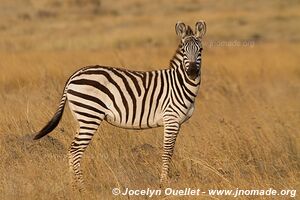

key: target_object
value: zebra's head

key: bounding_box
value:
[175,21,206,80]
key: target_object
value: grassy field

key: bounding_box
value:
[0,0,299,199]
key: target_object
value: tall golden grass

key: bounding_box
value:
[0,0,299,199]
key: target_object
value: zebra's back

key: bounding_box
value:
[66,65,170,129]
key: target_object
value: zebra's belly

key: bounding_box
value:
[104,114,163,129]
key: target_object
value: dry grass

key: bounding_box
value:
[0,0,299,199]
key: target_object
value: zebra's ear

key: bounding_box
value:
[195,20,206,38]
[175,22,187,38]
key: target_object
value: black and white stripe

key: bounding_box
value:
[33,21,206,189]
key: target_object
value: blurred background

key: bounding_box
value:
[0,0,299,199]
[0,0,299,51]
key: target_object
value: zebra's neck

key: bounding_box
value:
[169,44,183,70]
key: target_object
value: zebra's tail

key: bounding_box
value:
[33,88,68,140]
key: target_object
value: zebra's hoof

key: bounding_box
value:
[159,177,170,188]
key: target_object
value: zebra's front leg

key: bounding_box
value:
[68,126,97,191]
[160,120,180,184]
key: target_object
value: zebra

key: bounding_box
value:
[33,21,206,190]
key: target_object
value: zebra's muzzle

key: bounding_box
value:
[186,62,200,80]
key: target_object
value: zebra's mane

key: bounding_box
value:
[185,25,194,36]
[169,43,182,69]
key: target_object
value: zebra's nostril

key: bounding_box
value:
[188,62,197,69]
[188,62,198,69]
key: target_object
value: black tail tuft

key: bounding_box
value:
[33,109,64,140]
[33,92,67,140]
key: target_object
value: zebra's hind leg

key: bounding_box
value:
[68,118,103,191]
[160,118,180,185]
